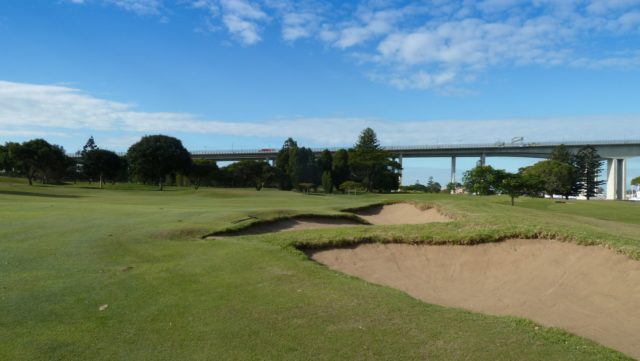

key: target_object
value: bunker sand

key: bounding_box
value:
[354,203,450,225]
[221,217,362,236]
[218,203,450,236]
[310,239,640,359]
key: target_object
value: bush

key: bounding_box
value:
[339,180,365,194]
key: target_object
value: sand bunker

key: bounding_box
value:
[310,239,640,358]
[215,203,450,237]
[218,217,363,236]
[354,203,450,225]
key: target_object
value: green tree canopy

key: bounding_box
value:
[463,165,506,195]
[223,160,274,190]
[632,176,640,186]
[331,149,350,190]
[288,146,319,188]
[14,139,69,185]
[574,145,604,200]
[83,149,122,188]
[189,159,219,189]
[426,176,442,193]
[81,136,98,156]
[356,127,381,151]
[339,180,365,194]
[349,128,400,192]
[317,149,333,173]
[126,135,192,190]
[321,171,333,193]
[499,172,542,206]
[522,160,575,198]
[275,138,297,190]
[549,144,573,164]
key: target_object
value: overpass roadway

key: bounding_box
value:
[74,140,640,200]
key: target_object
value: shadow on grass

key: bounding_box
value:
[0,190,82,198]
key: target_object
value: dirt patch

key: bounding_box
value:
[216,217,364,236]
[309,239,640,359]
[353,203,450,225]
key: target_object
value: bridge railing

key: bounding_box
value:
[68,139,640,158]
[188,139,640,155]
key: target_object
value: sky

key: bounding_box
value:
[1,0,639,185]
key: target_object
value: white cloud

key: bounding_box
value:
[64,0,640,89]
[108,0,162,15]
[1,80,639,150]
[68,0,162,15]
[204,0,268,45]
[281,11,317,41]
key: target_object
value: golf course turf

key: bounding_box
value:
[1,177,639,360]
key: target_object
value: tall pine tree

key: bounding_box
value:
[574,145,604,200]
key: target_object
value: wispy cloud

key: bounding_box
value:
[65,0,640,90]
[1,80,638,150]
[68,0,162,15]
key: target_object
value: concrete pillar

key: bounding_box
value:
[451,156,457,185]
[607,159,616,200]
[621,158,627,200]
[607,158,627,200]
[398,154,403,186]
[478,153,486,166]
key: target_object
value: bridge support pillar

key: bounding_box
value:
[450,156,456,190]
[478,153,486,166]
[398,154,403,187]
[606,158,627,200]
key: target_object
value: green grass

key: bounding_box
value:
[1,176,638,360]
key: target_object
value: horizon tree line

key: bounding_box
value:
[0,133,609,199]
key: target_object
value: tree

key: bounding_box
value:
[349,128,400,192]
[356,127,380,151]
[522,160,575,198]
[14,139,69,185]
[426,176,442,193]
[331,149,350,190]
[321,171,333,193]
[126,135,192,191]
[189,159,218,189]
[463,165,506,195]
[317,149,333,173]
[574,145,604,200]
[401,182,428,192]
[288,146,319,188]
[81,136,98,156]
[550,144,572,164]
[0,143,17,174]
[548,144,579,198]
[223,160,274,190]
[275,138,297,190]
[632,176,640,186]
[499,172,541,206]
[83,149,122,188]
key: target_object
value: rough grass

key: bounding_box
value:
[0,176,637,360]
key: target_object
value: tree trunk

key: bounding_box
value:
[27,175,33,186]
[99,173,104,189]
[159,177,164,191]
[511,196,515,206]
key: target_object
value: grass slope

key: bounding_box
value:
[1,178,637,360]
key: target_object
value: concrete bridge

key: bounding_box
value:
[71,140,640,200]
[189,140,640,200]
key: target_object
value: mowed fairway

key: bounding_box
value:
[1,177,640,360]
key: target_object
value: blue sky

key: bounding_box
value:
[1,0,639,185]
